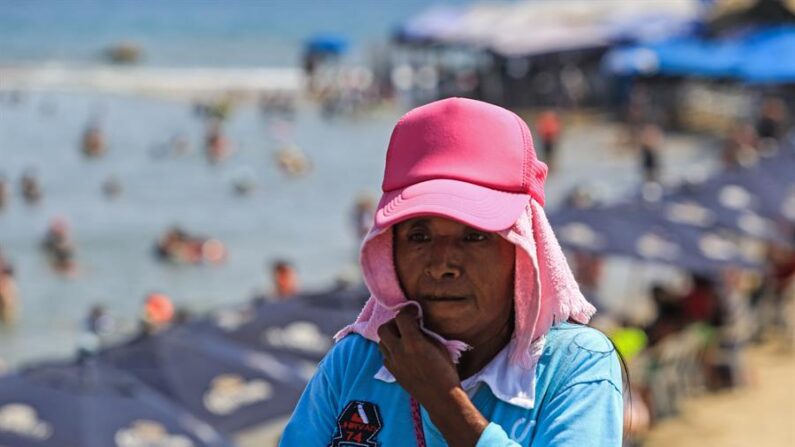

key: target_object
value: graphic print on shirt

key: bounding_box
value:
[510,418,536,443]
[329,400,383,447]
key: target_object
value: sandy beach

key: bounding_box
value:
[644,340,795,447]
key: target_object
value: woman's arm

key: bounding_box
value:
[378,310,520,447]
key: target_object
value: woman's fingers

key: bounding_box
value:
[377,341,390,360]
[377,319,400,345]
[394,306,422,342]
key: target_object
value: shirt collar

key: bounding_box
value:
[373,336,546,410]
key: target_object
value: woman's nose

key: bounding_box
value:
[424,240,462,280]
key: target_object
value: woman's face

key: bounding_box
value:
[393,216,515,344]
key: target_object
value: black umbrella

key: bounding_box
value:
[98,325,313,434]
[0,360,233,447]
[550,203,762,274]
[186,288,364,363]
[652,148,795,247]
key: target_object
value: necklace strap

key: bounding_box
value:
[410,396,427,447]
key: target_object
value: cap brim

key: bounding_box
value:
[375,179,530,232]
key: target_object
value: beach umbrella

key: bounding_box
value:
[654,193,787,244]
[549,203,762,274]
[0,360,233,447]
[98,326,314,434]
[670,151,795,226]
[755,149,795,224]
[633,145,795,244]
[185,290,364,363]
[305,34,349,55]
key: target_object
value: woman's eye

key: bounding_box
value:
[465,232,486,242]
[408,232,430,242]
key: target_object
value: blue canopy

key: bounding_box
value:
[740,26,795,83]
[98,326,313,433]
[605,25,795,83]
[0,360,232,447]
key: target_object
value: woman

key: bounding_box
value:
[281,98,623,446]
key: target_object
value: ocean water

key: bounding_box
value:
[0,0,488,366]
[0,88,715,367]
[0,0,477,67]
[0,90,404,365]
[0,0,716,368]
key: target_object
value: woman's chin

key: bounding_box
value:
[422,317,472,342]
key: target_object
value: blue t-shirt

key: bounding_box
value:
[280,322,623,446]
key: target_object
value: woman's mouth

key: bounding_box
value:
[421,295,468,302]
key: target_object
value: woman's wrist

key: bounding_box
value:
[422,386,489,447]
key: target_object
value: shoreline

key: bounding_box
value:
[0,64,305,100]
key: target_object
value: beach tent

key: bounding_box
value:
[97,326,312,434]
[0,360,233,447]
[394,5,464,44]
[395,0,701,54]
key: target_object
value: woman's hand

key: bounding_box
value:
[377,306,459,401]
[377,307,488,447]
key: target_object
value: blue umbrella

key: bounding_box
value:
[0,360,232,447]
[186,289,364,363]
[549,203,762,274]
[98,326,314,434]
[305,34,349,55]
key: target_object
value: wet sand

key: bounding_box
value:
[644,342,795,447]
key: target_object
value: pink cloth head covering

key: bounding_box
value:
[335,200,595,368]
[334,98,596,369]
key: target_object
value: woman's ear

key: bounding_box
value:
[391,227,411,300]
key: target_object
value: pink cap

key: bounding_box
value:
[375,98,548,232]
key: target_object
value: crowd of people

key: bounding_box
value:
[0,90,381,338]
[603,250,795,445]
[1,78,793,447]
[560,99,795,446]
